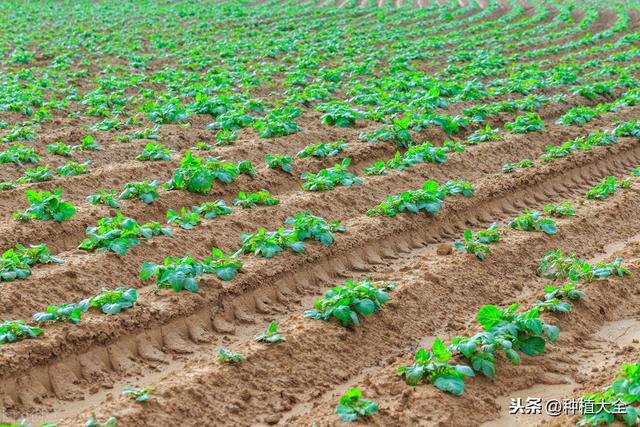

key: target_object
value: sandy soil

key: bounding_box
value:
[1,0,639,426]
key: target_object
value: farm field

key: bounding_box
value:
[1,0,640,426]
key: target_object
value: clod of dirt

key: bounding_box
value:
[436,243,453,255]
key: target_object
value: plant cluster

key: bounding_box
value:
[297,140,347,159]
[120,180,161,204]
[305,279,396,328]
[336,388,379,422]
[578,362,639,426]
[504,113,544,133]
[368,179,473,217]
[301,158,362,191]
[165,151,254,194]
[233,190,279,208]
[265,153,292,173]
[454,223,501,260]
[585,176,630,199]
[13,189,77,222]
[509,209,557,235]
[0,243,62,282]
[235,212,345,258]
[79,211,171,255]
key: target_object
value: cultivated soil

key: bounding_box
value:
[1,0,639,426]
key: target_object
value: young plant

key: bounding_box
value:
[34,304,83,324]
[449,302,559,380]
[215,129,238,145]
[360,115,412,147]
[164,151,249,194]
[297,140,347,159]
[364,161,388,175]
[467,125,502,144]
[556,105,599,126]
[16,243,62,266]
[85,413,117,427]
[586,176,630,200]
[265,153,292,173]
[141,220,173,237]
[505,113,544,133]
[166,207,202,229]
[140,256,203,292]
[544,202,576,217]
[414,113,468,136]
[47,142,73,157]
[502,159,534,173]
[321,104,360,128]
[192,141,213,150]
[301,158,363,191]
[0,320,43,346]
[218,347,245,365]
[509,209,557,235]
[336,388,379,422]
[253,106,301,138]
[57,160,90,176]
[0,144,39,166]
[304,279,396,328]
[192,200,232,219]
[79,288,137,314]
[202,246,242,281]
[16,166,53,183]
[233,190,279,208]
[284,211,345,246]
[135,142,173,161]
[387,142,448,170]
[544,283,586,301]
[578,362,640,426]
[255,322,286,344]
[120,180,161,204]
[397,338,474,395]
[454,230,491,261]
[13,189,77,222]
[87,189,121,208]
[79,211,159,255]
[367,180,447,217]
[473,223,501,244]
[236,228,303,258]
[1,243,61,282]
[122,387,155,402]
[74,135,101,151]
[444,180,474,197]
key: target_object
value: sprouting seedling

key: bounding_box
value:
[265,153,292,173]
[544,202,575,217]
[509,209,557,235]
[85,412,117,427]
[122,386,155,402]
[502,159,533,173]
[336,388,378,422]
[218,347,245,365]
[255,322,286,344]
[454,230,491,261]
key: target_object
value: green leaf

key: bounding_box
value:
[543,324,559,343]
[356,298,376,316]
[477,305,501,330]
[539,220,557,235]
[623,406,638,426]
[518,336,546,356]
[433,374,465,396]
[140,262,156,279]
